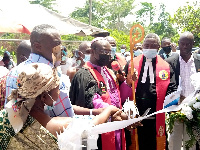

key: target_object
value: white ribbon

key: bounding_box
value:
[141,58,154,83]
[91,105,181,135]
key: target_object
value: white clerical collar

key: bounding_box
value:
[141,58,154,83]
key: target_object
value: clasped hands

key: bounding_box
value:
[110,106,142,131]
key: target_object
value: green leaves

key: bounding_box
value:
[173,1,200,46]
[70,0,135,30]
[29,0,57,12]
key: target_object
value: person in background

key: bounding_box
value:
[124,51,131,62]
[120,44,127,56]
[0,65,8,110]
[105,36,127,86]
[65,41,92,82]
[1,40,31,111]
[158,38,178,56]
[166,32,200,150]
[105,36,127,70]
[2,51,15,70]
[79,41,91,63]
[124,33,177,150]
[16,40,32,65]
[159,37,176,60]
[60,46,67,65]
[133,43,143,57]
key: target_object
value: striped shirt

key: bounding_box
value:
[5,53,74,117]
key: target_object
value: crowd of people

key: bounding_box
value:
[0,23,200,150]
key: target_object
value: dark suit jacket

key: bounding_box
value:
[159,52,178,60]
[165,53,200,86]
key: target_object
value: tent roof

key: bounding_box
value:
[0,1,109,36]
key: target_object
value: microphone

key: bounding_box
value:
[111,61,123,75]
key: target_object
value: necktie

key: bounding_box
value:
[166,54,169,58]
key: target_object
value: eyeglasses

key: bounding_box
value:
[97,49,111,55]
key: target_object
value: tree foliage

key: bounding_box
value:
[106,29,130,51]
[29,0,57,12]
[172,1,200,46]
[149,3,178,43]
[70,0,135,30]
[135,2,155,26]
[71,0,106,28]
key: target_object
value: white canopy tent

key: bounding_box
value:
[0,0,109,36]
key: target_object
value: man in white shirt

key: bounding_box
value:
[166,32,200,150]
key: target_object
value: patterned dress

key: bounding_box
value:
[0,76,7,111]
[0,109,59,150]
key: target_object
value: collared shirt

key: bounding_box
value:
[179,55,196,97]
[5,53,74,117]
[163,52,172,59]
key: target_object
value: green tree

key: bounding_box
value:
[172,1,200,46]
[135,2,155,26]
[149,3,178,43]
[29,0,57,12]
[70,0,135,30]
[102,0,135,30]
[106,29,130,51]
[71,0,105,28]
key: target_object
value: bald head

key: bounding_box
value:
[90,38,111,66]
[179,32,194,41]
[30,24,58,44]
[105,36,116,47]
[143,33,160,50]
[16,40,31,65]
[79,41,91,54]
[30,24,61,63]
[144,33,160,44]
[179,31,194,60]
[91,39,110,51]
[161,37,171,48]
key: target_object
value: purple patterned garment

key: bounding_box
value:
[91,64,131,150]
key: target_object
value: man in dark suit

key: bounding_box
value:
[166,32,200,150]
[159,37,178,60]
